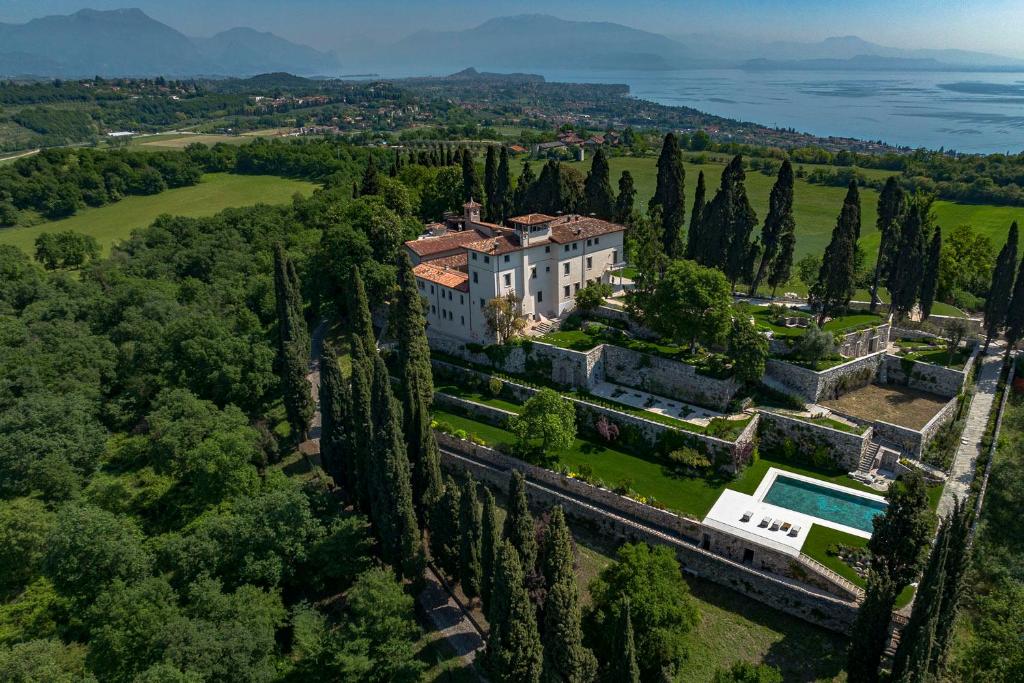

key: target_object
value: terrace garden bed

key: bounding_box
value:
[822,383,949,430]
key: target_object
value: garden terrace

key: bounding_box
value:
[822,383,949,431]
[892,337,972,370]
[747,308,884,339]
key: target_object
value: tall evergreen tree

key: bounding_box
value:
[430,476,461,579]
[505,471,538,572]
[360,154,380,196]
[487,541,544,683]
[887,196,930,320]
[583,148,615,220]
[919,227,942,320]
[984,222,1019,349]
[347,265,376,349]
[497,146,513,223]
[540,507,596,683]
[273,245,313,440]
[768,227,796,297]
[699,156,757,287]
[846,571,900,683]
[1004,248,1024,352]
[367,353,423,581]
[348,336,374,511]
[870,177,905,312]
[515,161,536,215]
[458,473,483,599]
[614,170,636,224]
[318,343,350,489]
[846,179,862,241]
[480,486,501,611]
[685,170,707,260]
[484,146,499,222]
[812,184,859,322]
[648,133,686,258]
[931,498,974,674]
[869,470,933,587]
[461,147,483,203]
[750,161,795,297]
[606,600,641,683]
[531,160,563,215]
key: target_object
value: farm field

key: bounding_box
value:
[563,155,1023,261]
[0,172,317,256]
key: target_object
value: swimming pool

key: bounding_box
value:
[761,474,887,533]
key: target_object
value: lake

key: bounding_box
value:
[532,68,1024,154]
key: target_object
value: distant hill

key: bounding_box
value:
[0,8,340,77]
[742,55,985,72]
[375,14,692,72]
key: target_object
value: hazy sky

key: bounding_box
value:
[2,0,1023,58]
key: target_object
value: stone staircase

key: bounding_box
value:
[532,315,562,336]
[857,441,881,475]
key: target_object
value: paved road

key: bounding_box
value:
[937,349,1003,518]
[417,565,486,667]
[299,319,328,457]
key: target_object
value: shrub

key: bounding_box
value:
[595,415,620,442]
[667,447,711,473]
[487,377,504,397]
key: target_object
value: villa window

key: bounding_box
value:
[417,280,424,290]
[537,290,543,302]
[563,263,570,275]
[503,273,511,287]
[586,239,592,246]
[472,253,477,261]
[504,254,510,263]
[531,267,537,279]
[586,257,592,269]
[461,315,465,325]
[563,285,570,297]
[574,283,580,293]
[480,298,485,309]
[473,272,478,283]
[431,305,436,314]
[595,237,600,245]
[545,246,550,253]
[613,249,618,263]
[563,245,569,253]
[484,255,490,264]
[460,295,464,304]
[572,243,577,250]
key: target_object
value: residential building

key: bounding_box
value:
[405,201,626,342]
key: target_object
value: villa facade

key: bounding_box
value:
[405,201,626,342]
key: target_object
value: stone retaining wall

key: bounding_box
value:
[872,420,926,459]
[767,323,889,360]
[878,353,972,399]
[436,433,861,631]
[757,411,872,471]
[765,352,884,403]
[918,396,961,455]
[602,344,739,411]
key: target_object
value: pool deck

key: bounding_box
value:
[704,469,885,554]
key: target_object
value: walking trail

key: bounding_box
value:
[303,319,486,672]
[937,349,1003,518]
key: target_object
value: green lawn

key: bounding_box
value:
[0,172,318,256]
[564,155,1023,264]
[802,525,915,608]
[902,347,971,369]
[749,308,883,339]
[434,384,524,414]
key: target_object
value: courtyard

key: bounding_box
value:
[822,383,949,430]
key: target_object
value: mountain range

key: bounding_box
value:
[0,8,340,77]
[1,9,1022,79]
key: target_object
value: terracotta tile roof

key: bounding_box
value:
[413,262,470,291]
[404,229,487,257]
[465,233,523,256]
[549,216,627,243]
[428,253,469,270]
[508,213,556,226]
[509,145,528,153]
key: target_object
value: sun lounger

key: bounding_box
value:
[740,510,753,522]
[759,516,771,528]
[780,521,792,532]
[789,525,801,537]
[769,520,781,531]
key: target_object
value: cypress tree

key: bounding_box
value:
[614,170,636,224]
[540,507,597,683]
[393,253,435,511]
[931,499,973,673]
[505,471,538,572]
[870,177,906,312]
[430,475,461,578]
[280,341,314,441]
[700,156,757,284]
[360,154,380,196]
[368,353,423,581]
[515,161,536,215]
[485,146,499,222]
[812,185,859,322]
[984,222,1019,349]
[487,541,544,683]
[846,571,900,683]
[481,486,501,611]
[273,245,313,440]
[685,170,707,260]
[846,179,862,241]
[606,600,641,683]
[348,336,374,511]
[919,227,942,320]
[458,473,483,599]
[318,343,350,489]
[768,225,796,298]
[352,179,358,199]
[532,160,563,215]
[347,265,376,349]
[285,257,308,350]
[869,470,933,587]
[648,133,685,258]
[750,161,795,297]
[497,146,512,223]
[887,196,930,320]
[461,147,483,202]
[891,504,954,682]
[583,148,615,220]
[1004,249,1024,351]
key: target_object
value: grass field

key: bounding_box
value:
[0,173,317,256]
[563,155,1023,261]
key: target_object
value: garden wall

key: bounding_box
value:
[602,344,740,411]
[767,323,890,360]
[765,352,884,403]
[878,353,974,399]
[757,410,872,471]
[436,433,861,631]
[432,392,515,427]
[918,397,961,456]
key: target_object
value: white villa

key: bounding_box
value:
[405,201,627,342]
